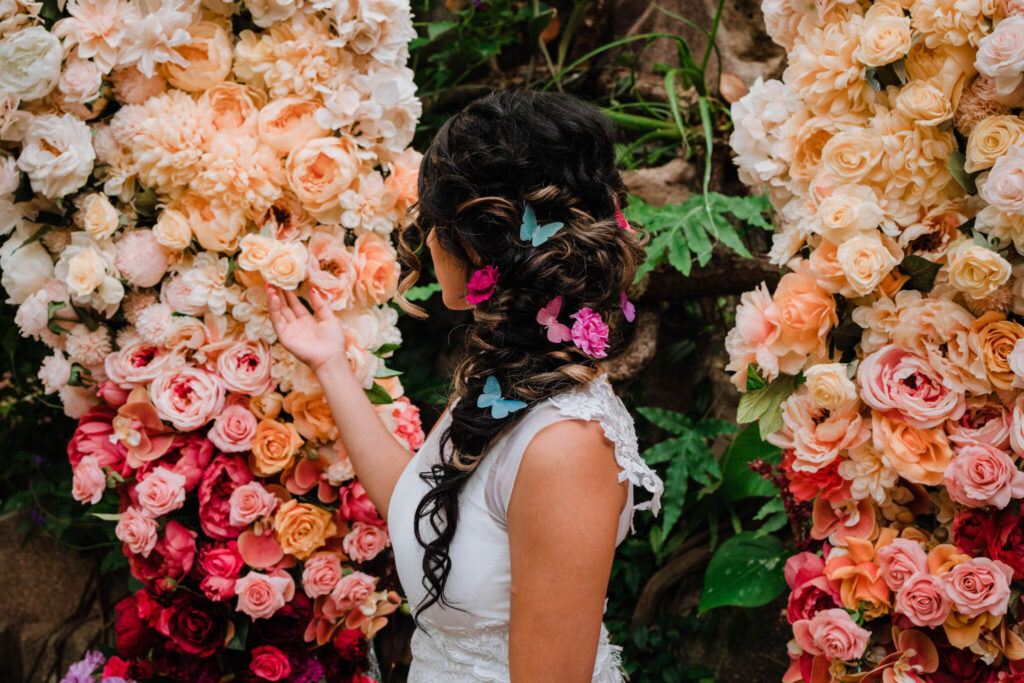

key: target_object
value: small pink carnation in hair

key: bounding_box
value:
[570,307,609,358]
[465,265,499,304]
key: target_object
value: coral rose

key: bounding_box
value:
[941,557,1013,617]
[116,506,158,557]
[283,391,337,442]
[877,538,928,592]
[196,541,244,601]
[947,398,1012,451]
[858,345,966,429]
[871,411,952,486]
[973,312,1024,390]
[342,521,391,563]
[208,404,258,453]
[72,455,107,505]
[273,499,336,560]
[944,443,1024,509]
[250,418,303,477]
[234,571,295,620]
[768,391,868,473]
[353,232,400,307]
[792,608,870,662]
[895,573,951,628]
[772,268,837,357]
[302,552,343,598]
[229,481,279,527]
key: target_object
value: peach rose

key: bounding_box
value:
[877,538,928,592]
[152,209,193,250]
[135,466,187,517]
[792,608,871,662]
[855,13,912,67]
[282,391,337,442]
[116,506,159,557]
[815,184,885,244]
[329,571,376,612]
[858,345,966,429]
[804,363,857,411]
[947,243,1012,299]
[965,115,1024,173]
[71,454,106,505]
[258,97,328,155]
[149,367,226,431]
[835,232,900,296]
[64,246,106,297]
[723,282,805,390]
[80,193,119,241]
[228,481,278,527]
[941,557,1013,617]
[944,443,1024,508]
[250,391,284,420]
[285,136,361,221]
[772,267,837,357]
[353,232,400,307]
[273,499,336,560]
[894,81,953,127]
[302,553,343,599]
[342,521,390,563]
[168,191,246,253]
[234,571,295,620]
[249,418,303,477]
[198,82,263,133]
[238,233,276,273]
[209,404,259,453]
[216,340,274,396]
[895,573,951,628]
[871,411,952,486]
[821,131,884,183]
[973,312,1024,391]
[305,232,357,310]
[979,145,1024,215]
[262,241,307,290]
[768,391,869,472]
[163,22,233,92]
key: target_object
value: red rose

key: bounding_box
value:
[930,646,999,683]
[128,521,197,581]
[114,592,156,657]
[250,592,312,644]
[250,645,292,681]
[953,509,995,557]
[988,509,1024,580]
[198,454,254,540]
[155,591,226,658]
[196,540,245,601]
[333,628,369,664]
[102,656,153,681]
[338,482,382,526]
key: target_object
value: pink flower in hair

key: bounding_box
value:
[465,265,499,304]
[570,307,609,358]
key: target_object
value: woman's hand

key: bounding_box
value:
[266,285,347,373]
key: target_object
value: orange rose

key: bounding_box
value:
[928,544,970,576]
[286,135,360,222]
[258,97,328,155]
[871,411,952,486]
[250,417,303,476]
[972,311,1024,391]
[772,267,838,356]
[283,391,337,442]
[163,22,233,92]
[273,499,337,560]
[353,232,400,307]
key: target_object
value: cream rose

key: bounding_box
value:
[0,26,62,100]
[979,145,1024,215]
[894,81,953,127]
[261,241,307,290]
[835,232,900,296]
[0,224,55,304]
[238,233,275,272]
[58,58,103,104]
[815,184,886,244]
[64,247,107,297]
[80,193,120,241]
[855,14,912,67]
[975,15,1024,99]
[965,115,1024,173]
[153,208,193,250]
[258,97,328,155]
[947,243,1012,299]
[16,113,95,199]
[286,136,361,222]
[163,22,233,92]
[804,363,857,411]
[821,131,884,184]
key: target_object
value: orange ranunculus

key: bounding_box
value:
[273,499,337,560]
[971,311,1024,391]
[250,417,303,477]
[283,391,338,442]
[871,411,952,486]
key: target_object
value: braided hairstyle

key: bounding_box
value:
[395,90,644,623]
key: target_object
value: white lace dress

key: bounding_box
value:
[387,375,664,682]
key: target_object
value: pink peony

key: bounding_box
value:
[876,538,928,592]
[301,552,343,598]
[792,608,870,662]
[947,398,1012,451]
[944,443,1024,509]
[115,230,171,288]
[941,557,1014,617]
[135,466,187,517]
[115,506,158,557]
[570,307,610,358]
[198,454,255,540]
[68,405,128,474]
[71,454,106,505]
[104,341,171,388]
[784,552,841,624]
[339,481,382,525]
[159,433,216,492]
[196,541,245,601]
[857,345,966,429]
[127,520,197,581]
[149,366,225,431]
[895,573,951,628]
[208,404,258,452]
[214,340,273,396]
[229,481,279,527]
[342,521,391,563]
[465,265,498,305]
[234,571,295,620]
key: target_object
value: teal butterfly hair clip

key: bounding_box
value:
[519,204,564,247]
[476,375,527,419]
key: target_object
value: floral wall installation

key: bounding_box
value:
[0,0,424,679]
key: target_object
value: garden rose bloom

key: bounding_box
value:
[80,193,120,241]
[286,135,361,221]
[858,345,966,429]
[262,240,308,290]
[154,590,226,658]
[773,268,837,357]
[821,131,883,184]
[814,184,885,245]
[128,521,197,581]
[229,481,279,527]
[975,15,1024,98]
[803,363,857,410]
[216,340,274,396]
[570,307,610,358]
[329,571,376,613]
[115,506,158,557]
[258,97,328,154]
[149,367,226,431]
[302,552,343,598]
[17,113,95,199]
[876,538,928,592]
[724,282,805,389]
[353,232,400,306]
[0,26,62,100]
[209,404,259,453]
[784,552,840,624]
[135,466,187,517]
[283,391,337,441]
[872,412,952,486]
[980,145,1024,215]
[947,398,1012,451]
[894,81,953,127]
[163,21,233,92]
[975,312,1024,391]
[947,243,1012,299]
[235,571,295,620]
[198,454,255,540]
[273,499,336,560]
[196,541,244,601]
[339,481,381,525]
[834,232,900,295]
[334,628,368,664]
[305,232,357,309]
[72,455,107,504]
[152,209,192,250]
[855,13,911,66]
[965,115,1024,172]
[59,58,103,105]
[768,391,868,472]
[250,645,291,681]
[250,418,303,476]
[343,521,391,562]
[465,265,499,305]
[792,608,870,662]
[944,443,1024,509]
[941,557,1014,617]
[895,573,951,628]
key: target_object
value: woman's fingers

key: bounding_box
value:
[310,288,333,323]
[282,287,309,318]
[267,285,295,324]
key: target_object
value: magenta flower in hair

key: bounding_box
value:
[570,307,609,358]
[466,265,499,304]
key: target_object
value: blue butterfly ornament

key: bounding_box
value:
[476,375,527,419]
[519,204,564,247]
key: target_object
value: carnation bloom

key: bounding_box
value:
[570,308,610,358]
[130,90,208,196]
[118,0,196,77]
[53,0,132,73]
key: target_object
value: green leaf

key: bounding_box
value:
[753,497,785,521]
[694,418,738,439]
[405,282,441,302]
[226,617,250,651]
[661,455,690,536]
[899,254,942,293]
[642,438,683,466]
[427,20,457,40]
[698,532,788,613]
[735,373,802,439]
[364,383,394,405]
[373,366,403,379]
[666,229,692,276]
[745,364,766,391]
[636,231,672,281]
[372,343,400,357]
[949,150,978,194]
[753,511,790,538]
[89,512,122,521]
[637,406,692,435]
[718,425,781,502]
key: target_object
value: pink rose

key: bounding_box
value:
[876,538,928,592]
[570,307,610,358]
[104,342,171,388]
[97,380,130,407]
[71,455,106,505]
[339,482,382,525]
[116,506,158,557]
[135,466,187,517]
[305,232,356,309]
[895,573,951,628]
[209,404,258,452]
[857,345,966,429]
[941,557,1013,617]
[792,608,870,662]
[342,521,391,563]
[214,340,273,396]
[115,230,171,287]
[784,552,841,624]
[197,541,244,601]
[234,571,295,620]
[128,521,197,581]
[465,265,498,305]
[250,644,292,682]
[944,443,1024,509]
[327,571,375,614]
[301,552,342,598]
[980,145,1024,215]
[976,16,1024,99]
[68,406,128,474]
[160,433,215,492]
[947,398,1012,451]
[199,455,255,540]
[229,481,279,527]
[149,367,225,431]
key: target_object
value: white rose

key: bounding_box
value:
[153,208,192,250]
[0,155,19,196]
[58,59,104,104]
[0,223,54,304]
[80,193,120,240]
[16,114,96,199]
[947,243,1012,299]
[804,363,857,411]
[0,27,62,101]
[835,232,900,296]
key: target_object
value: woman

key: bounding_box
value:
[268,90,664,682]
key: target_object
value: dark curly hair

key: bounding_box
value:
[395,90,644,624]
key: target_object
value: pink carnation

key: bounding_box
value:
[944,443,1024,509]
[792,608,870,662]
[342,521,391,563]
[115,230,171,288]
[858,345,966,429]
[135,466,187,517]
[229,481,279,527]
[876,538,928,592]
[149,366,225,431]
[71,454,106,505]
[209,404,258,452]
[941,557,1013,617]
[115,506,158,557]
[895,573,951,628]
[465,265,498,304]
[301,552,343,598]
[570,307,609,358]
[234,571,295,620]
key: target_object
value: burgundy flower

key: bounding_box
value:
[988,509,1024,580]
[250,592,312,645]
[155,590,227,658]
[333,628,369,666]
[953,509,995,557]
[249,645,292,681]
